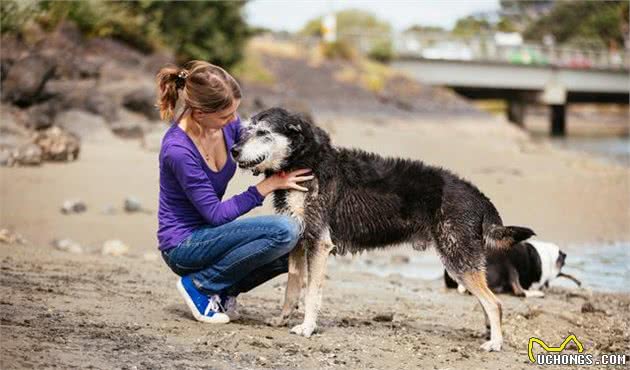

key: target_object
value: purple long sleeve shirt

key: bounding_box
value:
[157,117,265,251]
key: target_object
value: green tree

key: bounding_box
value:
[452,16,491,37]
[301,9,391,38]
[136,1,249,67]
[523,1,628,49]
[3,0,249,69]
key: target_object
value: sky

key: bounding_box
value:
[244,0,501,32]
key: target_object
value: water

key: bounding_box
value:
[558,242,629,293]
[552,136,630,168]
[331,242,629,293]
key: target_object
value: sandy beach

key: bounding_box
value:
[1,113,629,369]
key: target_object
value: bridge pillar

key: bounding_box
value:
[506,99,526,126]
[550,104,566,137]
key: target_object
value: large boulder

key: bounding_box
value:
[13,143,43,166]
[26,100,60,130]
[122,87,160,121]
[33,126,80,162]
[43,80,119,122]
[54,109,111,142]
[110,109,151,139]
[1,55,56,106]
[0,105,32,166]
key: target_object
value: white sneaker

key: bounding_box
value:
[176,277,230,324]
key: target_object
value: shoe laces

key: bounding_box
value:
[204,294,225,316]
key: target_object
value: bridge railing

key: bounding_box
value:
[342,31,630,70]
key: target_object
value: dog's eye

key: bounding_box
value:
[256,130,269,137]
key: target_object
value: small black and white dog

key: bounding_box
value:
[444,240,579,297]
[231,108,535,352]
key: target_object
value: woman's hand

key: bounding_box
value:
[256,168,314,197]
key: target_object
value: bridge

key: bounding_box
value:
[348,32,630,136]
[391,57,629,136]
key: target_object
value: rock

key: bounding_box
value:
[1,54,56,106]
[14,143,43,166]
[43,81,118,123]
[33,126,80,161]
[61,199,87,214]
[0,229,27,244]
[52,238,83,254]
[110,121,146,139]
[372,313,394,322]
[124,197,143,213]
[390,254,410,264]
[0,149,12,166]
[102,239,130,256]
[54,109,110,141]
[84,93,118,122]
[26,101,60,130]
[122,87,160,120]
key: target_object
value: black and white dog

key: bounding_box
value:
[231,108,535,352]
[444,240,579,297]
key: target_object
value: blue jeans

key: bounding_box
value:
[161,215,300,296]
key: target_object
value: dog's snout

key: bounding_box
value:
[230,147,241,158]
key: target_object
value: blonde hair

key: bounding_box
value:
[156,60,242,121]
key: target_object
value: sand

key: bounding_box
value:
[1,115,629,369]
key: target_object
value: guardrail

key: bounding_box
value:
[341,32,630,70]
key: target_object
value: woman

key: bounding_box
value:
[156,61,312,324]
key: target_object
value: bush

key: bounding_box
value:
[367,40,393,63]
[2,1,249,69]
[321,40,355,60]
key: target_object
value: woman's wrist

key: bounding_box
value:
[256,178,276,197]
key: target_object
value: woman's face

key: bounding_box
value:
[192,99,241,130]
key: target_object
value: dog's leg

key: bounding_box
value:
[505,265,545,298]
[460,270,504,352]
[268,243,306,327]
[507,265,527,297]
[290,230,333,337]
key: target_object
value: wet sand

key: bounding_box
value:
[1,115,629,369]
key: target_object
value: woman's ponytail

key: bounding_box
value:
[156,65,187,121]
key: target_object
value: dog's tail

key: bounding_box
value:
[483,223,535,249]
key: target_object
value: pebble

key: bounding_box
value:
[0,229,27,244]
[61,199,87,214]
[124,197,142,213]
[101,239,130,256]
[52,238,83,254]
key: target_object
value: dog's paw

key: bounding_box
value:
[290,322,317,337]
[266,316,289,327]
[480,339,502,352]
[457,284,467,294]
[524,290,545,298]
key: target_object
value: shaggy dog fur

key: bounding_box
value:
[231,108,535,351]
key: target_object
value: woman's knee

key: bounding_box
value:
[269,215,300,247]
